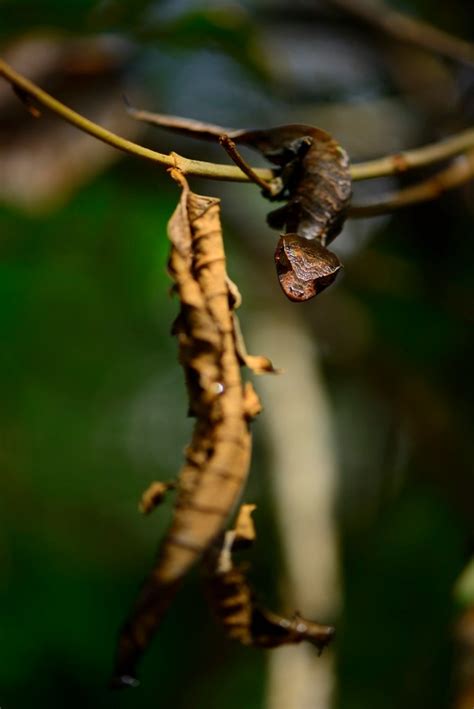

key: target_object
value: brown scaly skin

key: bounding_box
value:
[127,109,352,301]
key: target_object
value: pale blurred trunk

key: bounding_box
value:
[248,309,341,709]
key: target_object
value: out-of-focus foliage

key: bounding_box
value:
[0,0,99,36]
[0,1,473,708]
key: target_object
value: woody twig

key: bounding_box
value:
[2,56,474,200]
[350,149,474,217]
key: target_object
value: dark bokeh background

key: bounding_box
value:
[1,1,473,707]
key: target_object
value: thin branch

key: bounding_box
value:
[352,127,474,181]
[218,134,277,194]
[327,0,474,67]
[350,150,474,217]
[127,102,474,181]
[1,57,474,200]
[0,58,273,184]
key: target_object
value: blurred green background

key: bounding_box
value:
[1,1,473,707]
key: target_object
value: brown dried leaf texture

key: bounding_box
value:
[112,170,270,686]
[205,504,335,652]
[138,481,175,515]
[127,107,352,302]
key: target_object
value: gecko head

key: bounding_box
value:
[274,233,342,302]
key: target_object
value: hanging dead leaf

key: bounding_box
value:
[112,170,273,687]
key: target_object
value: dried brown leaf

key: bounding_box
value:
[205,504,335,652]
[112,171,266,686]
